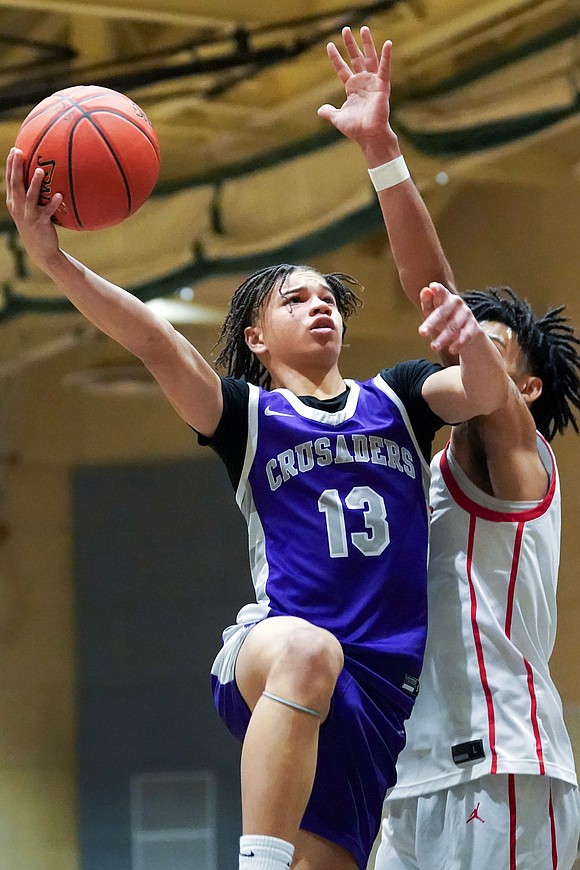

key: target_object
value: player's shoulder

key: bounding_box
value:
[379,359,443,393]
[220,375,250,404]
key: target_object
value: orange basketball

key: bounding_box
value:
[15,85,160,231]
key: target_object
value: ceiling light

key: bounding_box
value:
[144,297,224,325]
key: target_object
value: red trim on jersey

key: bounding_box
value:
[525,657,546,774]
[439,443,553,779]
[504,523,524,637]
[549,784,558,869]
[508,775,517,869]
[467,514,497,772]
[439,437,556,522]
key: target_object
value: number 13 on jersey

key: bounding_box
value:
[317,486,390,558]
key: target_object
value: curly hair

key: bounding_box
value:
[214,263,363,388]
[462,286,580,441]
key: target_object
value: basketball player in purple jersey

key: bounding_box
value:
[6,26,514,870]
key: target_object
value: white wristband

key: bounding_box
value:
[368,155,410,192]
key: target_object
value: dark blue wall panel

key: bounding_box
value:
[72,457,251,870]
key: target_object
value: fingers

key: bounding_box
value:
[419,283,478,354]
[325,41,352,84]
[342,26,369,74]
[317,103,338,122]
[6,147,25,213]
[5,147,62,222]
[360,26,380,70]
[419,286,435,318]
[29,166,65,220]
[5,147,14,185]
[325,26,385,80]
[418,282,458,350]
[377,38,393,83]
[27,166,45,205]
[46,192,63,219]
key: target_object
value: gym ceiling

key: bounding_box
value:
[0,0,578,375]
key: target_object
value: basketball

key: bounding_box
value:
[14,85,160,231]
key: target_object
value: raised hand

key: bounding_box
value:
[318,26,395,151]
[419,283,484,357]
[5,147,63,267]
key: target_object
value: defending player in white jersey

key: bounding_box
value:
[376,288,580,869]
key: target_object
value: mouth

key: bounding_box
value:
[310,316,335,332]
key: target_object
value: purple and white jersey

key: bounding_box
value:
[213,374,433,708]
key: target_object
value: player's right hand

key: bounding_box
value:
[5,147,62,267]
[419,282,482,356]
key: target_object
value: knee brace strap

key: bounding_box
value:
[262,691,321,718]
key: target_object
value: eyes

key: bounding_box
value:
[281,292,336,306]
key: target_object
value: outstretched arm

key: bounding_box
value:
[318,26,455,307]
[417,282,510,422]
[6,147,222,436]
[420,285,548,500]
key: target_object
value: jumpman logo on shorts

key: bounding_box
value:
[466,802,485,824]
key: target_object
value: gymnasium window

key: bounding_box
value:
[131,770,217,870]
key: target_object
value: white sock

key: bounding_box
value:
[239,834,295,869]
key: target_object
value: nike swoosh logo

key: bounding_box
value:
[240,851,255,857]
[264,407,293,417]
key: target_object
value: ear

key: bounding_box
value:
[519,375,542,406]
[244,322,267,356]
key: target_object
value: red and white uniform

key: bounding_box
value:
[377,436,579,869]
[389,436,577,796]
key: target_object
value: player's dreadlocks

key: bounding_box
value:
[215,263,362,388]
[463,287,580,441]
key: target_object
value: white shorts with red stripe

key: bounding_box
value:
[376,774,580,870]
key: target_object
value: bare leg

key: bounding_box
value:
[235,616,344,844]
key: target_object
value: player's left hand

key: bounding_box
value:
[318,26,395,149]
[419,282,484,357]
